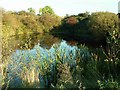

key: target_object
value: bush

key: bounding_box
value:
[87,12,119,39]
[38,13,61,32]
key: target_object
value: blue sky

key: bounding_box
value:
[0,0,119,16]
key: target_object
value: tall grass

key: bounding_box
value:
[1,29,120,89]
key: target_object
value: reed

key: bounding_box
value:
[1,29,120,89]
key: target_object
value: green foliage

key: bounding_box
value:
[78,11,90,20]
[3,12,21,29]
[53,11,119,42]
[28,8,36,14]
[18,10,29,15]
[56,63,74,89]
[38,13,61,32]
[39,6,55,15]
[97,78,119,89]
[2,7,61,36]
[87,12,119,39]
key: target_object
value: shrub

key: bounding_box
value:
[87,12,119,39]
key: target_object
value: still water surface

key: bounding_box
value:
[2,33,91,87]
[2,33,81,59]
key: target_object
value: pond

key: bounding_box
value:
[2,33,91,60]
[2,33,97,88]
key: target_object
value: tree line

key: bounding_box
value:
[52,11,119,43]
[2,6,61,36]
[2,6,120,43]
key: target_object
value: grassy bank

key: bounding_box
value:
[1,29,120,89]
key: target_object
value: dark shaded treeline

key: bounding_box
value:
[51,12,119,47]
